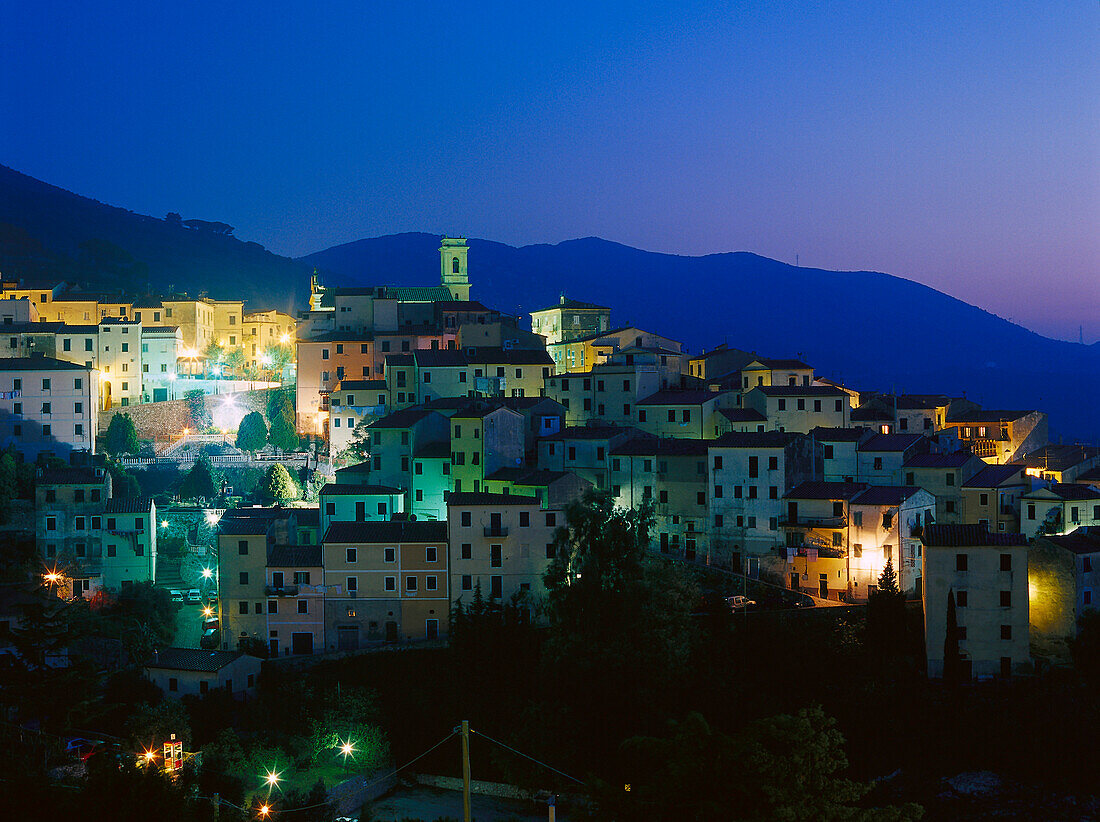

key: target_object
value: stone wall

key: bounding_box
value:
[98,387,283,440]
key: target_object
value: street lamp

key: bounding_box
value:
[258,804,270,817]
[264,770,280,788]
[202,567,213,579]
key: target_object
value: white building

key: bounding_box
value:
[0,357,98,460]
[97,318,142,409]
[141,325,182,402]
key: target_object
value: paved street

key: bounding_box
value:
[173,603,206,649]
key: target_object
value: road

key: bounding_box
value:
[173,602,206,649]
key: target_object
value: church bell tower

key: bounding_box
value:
[440,237,470,301]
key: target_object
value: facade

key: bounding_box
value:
[319,482,405,536]
[36,465,112,598]
[941,409,1048,464]
[97,318,143,409]
[855,433,930,485]
[960,464,1029,534]
[328,379,388,456]
[100,496,157,592]
[740,358,814,393]
[323,520,449,648]
[902,451,986,524]
[447,492,560,603]
[1020,484,1100,539]
[1028,528,1100,661]
[0,357,99,460]
[922,524,1030,680]
[780,481,868,600]
[744,386,850,433]
[635,390,736,439]
[529,296,611,347]
[847,486,935,597]
[265,545,325,656]
[140,326,182,402]
[145,648,262,699]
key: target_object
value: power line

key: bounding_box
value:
[469,728,585,786]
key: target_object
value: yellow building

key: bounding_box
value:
[243,309,296,368]
[740,358,814,393]
[941,410,1048,464]
[323,520,449,648]
[960,464,1029,533]
[529,296,611,346]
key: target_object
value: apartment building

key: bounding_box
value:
[100,496,157,592]
[323,520,449,648]
[635,389,737,439]
[0,357,98,460]
[922,524,1030,680]
[902,451,986,524]
[36,464,112,598]
[739,358,814,393]
[744,386,850,433]
[961,464,1029,533]
[265,545,325,656]
[1020,484,1100,539]
[529,296,611,346]
[447,492,560,603]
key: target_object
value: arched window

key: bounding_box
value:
[452,257,461,274]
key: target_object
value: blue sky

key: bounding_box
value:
[2,1,1097,340]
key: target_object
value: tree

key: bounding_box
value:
[943,589,964,684]
[236,411,268,452]
[267,390,299,452]
[866,558,906,655]
[104,412,140,456]
[261,463,300,503]
[184,390,210,429]
[338,418,371,464]
[107,461,141,498]
[126,699,192,753]
[0,453,17,524]
[164,212,182,226]
[1071,609,1100,687]
[179,455,216,501]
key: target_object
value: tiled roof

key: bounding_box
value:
[718,408,767,422]
[947,410,1037,423]
[811,427,868,443]
[486,467,574,486]
[1076,467,1100,483]
[755,385,844,397]
[0,356,91,371]
[319,483,403,496]
[1018,444,1100,472]
[293,507,320,526]
[851,486,924,506]
[1031,483,1100,501]
[961,464,1027,488]
[436,301,492,312]
[103,496,154,514]
[385,286,453,302]
[367,408,437,429]
[384,353,415,366]
[744,358,812,370]
[850,406,894,421]
[543,425,638,441]
[637,389,723,406]
[784,481,868,501]
[858,433,927,452]
[904,451,978,469]
[712,431,801,448]
[324,520,447,543]
[38,466,107,485]
[333,379,387,391]
[141,325,180,335]
[921,524,1027,547]
[1042,528,1100,555]
[146,648,249,672]
[611,437,710,457]
[452,403,521,420]
[413,349,469,367]
[465,348,553,365]
[531,297,610,313]
[267,545,323,567]
[895,394,953,410]
[447,492,543,506]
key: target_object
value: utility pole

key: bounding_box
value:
[212,792,220,821]
[461,720,472,822]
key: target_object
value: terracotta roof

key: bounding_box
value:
[921,524,1027,547]
[811,427,869,443]
[414,442,452,459]
[447,492,543,506]
[367,408,438,429]
[0,356,91,371]
[947,410,1037,423]
[292,507,319,526]
[543,425,638,441]
[961,464,1027,488]
[319,483,403,496]
[324,520,447,543]
[531,297,610,313]
[712,431,801,448]
[850,486,924,506]
[744,358,812,370]
[1029,483,1100,501]
[38,466,107,485]
[1041,528,1100,555]
[436,301,492,312]
[267,545,323,567]
[1018,444,1100,472]
[784,481,868,500]
[718,408,767,422]
[850,406,894,421]
[755,385,845,397]
[333,379,388,391]
[146,648,250,672]
[904,451,979,469]
[103,496,154,514]
[611,437,710,457]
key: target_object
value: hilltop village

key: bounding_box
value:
[1,238,1099,818]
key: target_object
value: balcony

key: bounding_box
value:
[483,526,510,538]
[265,584,299,596]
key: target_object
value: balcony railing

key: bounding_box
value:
[483,526,510,537]
[265,584,299,596]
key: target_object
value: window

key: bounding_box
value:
[238,540,248,555]
[426,575,438,591]
[980,493,989,506]
[461,511,471,527]
[545,513,557,526]
[946,500,956,513]
[1000,625,1012,640]
[347,576,358,592]
[824,445,834,459]
[715,515,724,527]
[873,457,883,470]
[239,572,248,585]
[1000,590,1011,607]
[406,576,417,592]
[778,399,786,411]
[955,553,968,571]
[268,600,278,614]
[346,548,357,563]
[714,485,723,498]
[769,486,778,500]
[462,575,472,591]
[461,543,472,559]
[426,546,437,562]
[1000,553,1012,571]
[239,601,249,614]
[696,491,706,505]
[853,543,863,558]
[490,545,502,568]
[519,511,530,527]
[956,590,968,607]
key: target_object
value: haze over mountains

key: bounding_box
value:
[1,163,1097,440]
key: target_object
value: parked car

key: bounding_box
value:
[725,595,757,609]
[169,590,184,603]
[200,627,221,650]
[186,590,201,603]
[64,737,104,761]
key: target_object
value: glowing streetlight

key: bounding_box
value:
[202,606,213,618]
[44,571,61,584]
[258,804,270,817]
[202,567,213,579]
[205,511,221,526]
[160,520,169,529]
[142,748,157,764]
[280,333,290,343]
[339,741,354,758]
[264,769,281,788]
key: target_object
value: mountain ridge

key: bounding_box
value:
[0,165,1094,439]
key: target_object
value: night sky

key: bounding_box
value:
[2,2,1097,341]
